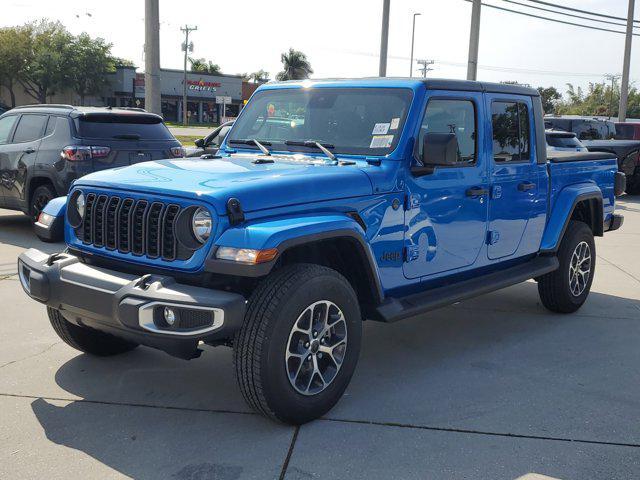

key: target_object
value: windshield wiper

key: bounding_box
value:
[285,140,336,161]
[228,138,271,156]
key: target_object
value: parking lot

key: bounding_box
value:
[0,197,638,479]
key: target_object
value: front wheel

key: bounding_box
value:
[233,264,362,424]
[538,221,595,313]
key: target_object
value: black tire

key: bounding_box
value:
[234,263,362,424]
[30,183,56,221]
[48,307,138,356]
[538,221,595,313]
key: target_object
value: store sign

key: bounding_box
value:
[187,79,221,92]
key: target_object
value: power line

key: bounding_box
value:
[499,0,638,30]
[464,0,640,37]
[523,0,639,24]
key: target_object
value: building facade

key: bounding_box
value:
[1,66,261,125]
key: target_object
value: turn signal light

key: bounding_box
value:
[215,247,278,264]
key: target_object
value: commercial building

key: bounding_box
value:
[1,65,263,124]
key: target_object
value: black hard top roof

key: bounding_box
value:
[422,78,539,97]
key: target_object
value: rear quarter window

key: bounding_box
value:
[75,114,174,140]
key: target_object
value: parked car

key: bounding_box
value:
[0,105,183,227]
[545,130,587,152]
[545,116,640,194]
[185,120,234,157]
[615,122,640,140]
[19,78,624,424]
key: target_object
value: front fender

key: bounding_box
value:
[540,184,603,252]
[205,213,383,302]
[41,196,67,218]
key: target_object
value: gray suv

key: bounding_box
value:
[0,105,183,220]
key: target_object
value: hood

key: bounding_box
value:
[74,153,373,214]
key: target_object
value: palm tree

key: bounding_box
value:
[189,57,221,75]
[250,69,269,83]
[276,49,313,81]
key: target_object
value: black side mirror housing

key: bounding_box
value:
[194,138,205,148]
[411,132,459,177]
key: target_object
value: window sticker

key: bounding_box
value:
[372,122,390,135]
[390,117,400,130]
[370,135,394,148]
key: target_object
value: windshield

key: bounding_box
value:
[546,134,583,148]
[228,88,413,155]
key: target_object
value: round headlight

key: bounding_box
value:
[76,192,86,218]
[192,207,212,244]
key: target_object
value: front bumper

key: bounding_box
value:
[18,249,246,359]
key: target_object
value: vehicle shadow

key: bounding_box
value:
[0,210,63,253]
[29,284,640,478]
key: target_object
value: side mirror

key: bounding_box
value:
[194,138,205,148]
[412,132,459,177]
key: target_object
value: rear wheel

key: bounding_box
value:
[625,173,640,195]
[538,221,595,313]
[48,307,138,356]
[233,264,362,424]
[30,184,56,221]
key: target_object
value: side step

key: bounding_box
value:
[374,256,559,323]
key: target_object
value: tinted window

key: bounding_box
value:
[44,116,55,136]
[13,114,47,143]
[419,99,476,164]
[492,101,530,162]
[76,114,174,140]
[546,134,583,148]
[229,88,412,155]
[0,115,18,144]
[615,124,635,140]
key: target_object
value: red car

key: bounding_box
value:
[616,122,640,140]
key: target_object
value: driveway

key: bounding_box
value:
[0,198,639,479]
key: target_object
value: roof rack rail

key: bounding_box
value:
[113,107,148,112]
[13,104,74,110]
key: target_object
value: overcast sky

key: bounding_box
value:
[3,0,639,95]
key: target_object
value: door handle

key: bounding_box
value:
[518,181,536,191]
[466,187,488,197]
[23,147,36,154]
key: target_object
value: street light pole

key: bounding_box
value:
[618,0,635,122]
[466,0,482,81]
[181,25,197,125]
[409,13,421,77]
[379,0,391,77]
[144,0,161,115]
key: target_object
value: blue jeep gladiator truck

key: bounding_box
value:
[18,78,625,424]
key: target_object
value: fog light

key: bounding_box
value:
[163,307,177,326]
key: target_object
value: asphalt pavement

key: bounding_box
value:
[1,197,639,479]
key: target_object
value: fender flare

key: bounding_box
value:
[41,195,67,218]
[540,184,603,253]
[205,214,384,304]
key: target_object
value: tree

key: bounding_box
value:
[68,33,114,105]
[19,20,74,103]
[189,57,221,75]
[537,86,562,114]
[250,69,269,83]
[0,25,31,108]
[276,48,313,81]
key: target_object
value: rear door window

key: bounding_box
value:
[491,101,530,162]
[0,115,18,144]
[76,114,174,140]
[12,114,48,143]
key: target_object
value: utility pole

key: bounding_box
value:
[618,0,635,122]
[605,73,621,119]
[181,25,197,125]
[144,0,161,115]
[466,0,482,81]
[417,59,435,78]
[409,13,421,77]
[379,0,390,77]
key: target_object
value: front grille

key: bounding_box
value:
[77,194,183,261]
